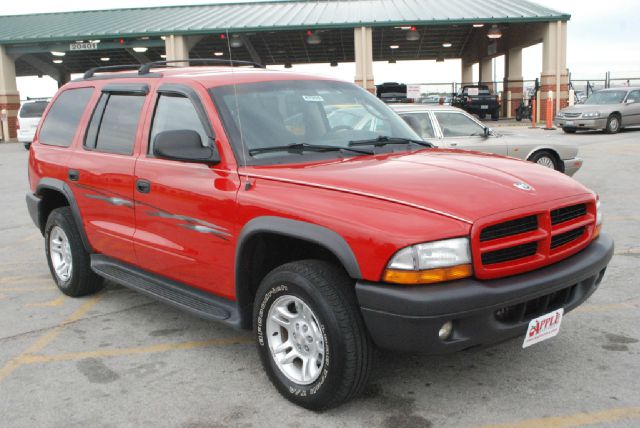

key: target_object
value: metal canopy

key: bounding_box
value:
[0,0,568,44]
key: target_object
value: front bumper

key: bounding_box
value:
[556,117,607,130]
[562,157,583,176]
[356,233,614,354]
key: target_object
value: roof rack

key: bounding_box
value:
[137,58,266,75]
[83,64,144,79]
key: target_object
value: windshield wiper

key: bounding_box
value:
[348,136,434,148]
[248,143,374,156]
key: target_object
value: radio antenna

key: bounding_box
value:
[226,29,249,177]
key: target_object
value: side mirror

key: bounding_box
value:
[153,130,220,164]
[483,127,492,138]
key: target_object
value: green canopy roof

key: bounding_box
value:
[0,0,569,44]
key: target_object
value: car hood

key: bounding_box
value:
[560,104,618,114]
[242,149,592,223]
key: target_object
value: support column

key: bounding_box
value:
[354,27,375,94]
[0,45,19,141]
[540,21,569,120]
[505,47,524,118]
[461,59,474,86]
[479,57,493,90]
[164,35,190,66]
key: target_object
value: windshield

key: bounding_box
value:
[210,80,419,165]
[585,90,627,105]
[19,101,48,118]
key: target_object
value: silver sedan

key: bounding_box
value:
[556,87,640,134]
[391,104,583,176]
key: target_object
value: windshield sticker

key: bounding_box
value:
[303,95,324,102]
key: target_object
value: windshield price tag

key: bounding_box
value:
[302,95,324,102]
[522,308,563,348]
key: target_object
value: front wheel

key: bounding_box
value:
[529,150,560,171]
[254,260,373,410]
[563,127,577,134]
[605,114,621,134]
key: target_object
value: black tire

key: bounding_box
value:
[562,127,577,134]
[491,109,500,121]
[44,207,103,297]
[605,114,621,134]
[479,112,487,119]
[253,260,373,410]
[515,112,523,121]
[23,142,31,150]
[528,150,560,171]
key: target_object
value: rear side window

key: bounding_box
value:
[39,88,93,147]
[19,101,48,118]
[85,93,145,155]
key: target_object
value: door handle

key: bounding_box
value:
[450,143,458,147]
[68,169,79,181]
[136,179,151,194]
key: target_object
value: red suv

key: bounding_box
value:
[26,62,614,410]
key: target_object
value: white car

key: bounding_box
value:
[391,104,583,176]
[17,99,49,149]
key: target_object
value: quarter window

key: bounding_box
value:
[39,88,93,147]
[150,94,209,152]
[434,112,486,138]
[627,90,640,103]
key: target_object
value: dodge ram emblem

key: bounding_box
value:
[514,182,533,191]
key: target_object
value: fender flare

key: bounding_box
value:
[35,178,93,253]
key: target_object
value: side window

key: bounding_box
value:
[85,93,145,155]
[150,94,209,152]
[434,112,485,138]
[401,113,436,139]
[627,90,640,102]
[39,88,93,147]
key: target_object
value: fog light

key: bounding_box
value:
[438,321,453,340]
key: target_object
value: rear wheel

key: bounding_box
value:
[23,142,31,150]
[529,150,560,171]
[45,207,103,297]
[254,260,373,410]
[605,114,621,134]
[491,109,500,121]
[479,112,487,119]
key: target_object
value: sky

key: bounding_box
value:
[2,0,638,98]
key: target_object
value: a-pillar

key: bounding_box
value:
[354,27,375,94]
[461,59,474,86]
[164,35,190,65]
[479,57,494,90]
[505,47,524,118]
[540,20,569,120]
[0,45,19,141]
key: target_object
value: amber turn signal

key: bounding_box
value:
[592,224,602,240]
[383,264,473,285]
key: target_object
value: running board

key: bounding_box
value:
[91,255,242,328]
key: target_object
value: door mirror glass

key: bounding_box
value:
[153,130,220,163]
[484,127,492,137]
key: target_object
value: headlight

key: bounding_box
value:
[383,237,473,285]
[593,197,603,239]
[556,112,564,118]
[583,112,600,118]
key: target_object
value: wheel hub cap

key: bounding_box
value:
[49,226,73,282]
[266,294,325,385]
[536,156,555,169]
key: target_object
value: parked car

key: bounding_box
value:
[17,98,49,149]
[556,87,640,134]
[392,104,583,175]
[375,82,408,103]
[452,84,500,120]
[26,63,612,410]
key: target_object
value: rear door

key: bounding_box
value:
[69,83,150,265]
[398,111,439,144]
[432,110,508,155]
[623,90,640,125]
[133,84,240,298]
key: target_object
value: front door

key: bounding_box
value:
[623,90,640,126]
[433,110,508,155]
[70,84,149,265]
[133,84,240,299]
